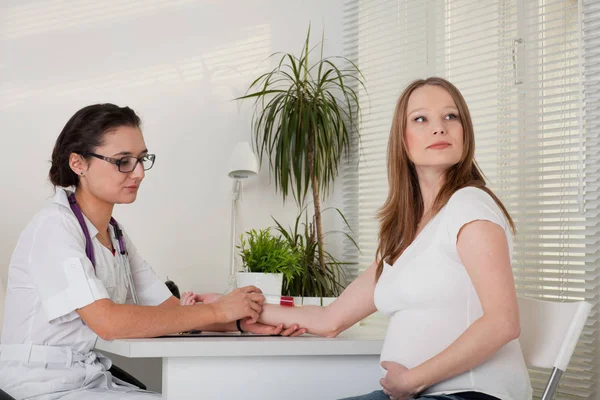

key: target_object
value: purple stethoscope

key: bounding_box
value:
[68,193,140,304]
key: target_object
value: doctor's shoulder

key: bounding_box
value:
[18,196,87,250]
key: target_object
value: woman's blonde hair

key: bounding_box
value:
[375,77,515,280]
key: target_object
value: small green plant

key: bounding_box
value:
[273,206,359,298]
[238,228,303,286]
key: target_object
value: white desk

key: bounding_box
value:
[96,328,385,400]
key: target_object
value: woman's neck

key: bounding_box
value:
[416,168,445,213]
[74,188,114,236]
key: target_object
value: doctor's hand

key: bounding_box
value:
[379,361,422,400]
[210,286,265,323]
[240,318,307,337]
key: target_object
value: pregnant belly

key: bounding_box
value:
[379,309,469,369]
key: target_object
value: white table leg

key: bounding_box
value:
[162,355,382,400]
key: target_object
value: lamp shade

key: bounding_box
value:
[228,142,259,179]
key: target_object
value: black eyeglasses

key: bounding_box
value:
[83,152,156,173]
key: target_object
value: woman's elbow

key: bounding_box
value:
[499,317,521,343]
[482,314,520,345]
[307,318,343,337]
[507,320,521,341]
[323,327,342,338]
[322,318,346,338]
[323,313,345,337]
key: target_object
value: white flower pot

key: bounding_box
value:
[236,272,283,295]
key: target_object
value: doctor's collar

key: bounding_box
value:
[53,188,100,238]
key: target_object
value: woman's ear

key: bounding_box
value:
[69,153,88,176]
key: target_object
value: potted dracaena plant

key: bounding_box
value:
[236,26,365,300]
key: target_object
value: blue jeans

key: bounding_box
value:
[339,391,469,400]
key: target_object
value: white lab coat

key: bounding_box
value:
[0,189,171,399]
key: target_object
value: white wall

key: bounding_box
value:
[0,0,346,290]
[0,0,346,393]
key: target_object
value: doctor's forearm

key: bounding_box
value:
[78,299,226,339]
[157,296,181,308]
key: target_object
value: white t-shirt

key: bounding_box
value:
[1,188,172,353]
[374,187,532,400]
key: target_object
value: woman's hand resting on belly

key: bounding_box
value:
[380,361,424,400]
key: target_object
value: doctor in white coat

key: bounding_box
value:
[0,104,304,399]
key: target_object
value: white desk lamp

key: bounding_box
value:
[227,142,259,288]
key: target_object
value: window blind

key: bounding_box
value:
[342,0,443,327]
[342,1,599,398]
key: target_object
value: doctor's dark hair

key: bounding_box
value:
[49,104,141,187]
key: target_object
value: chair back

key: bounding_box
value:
[518,296,591,371]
